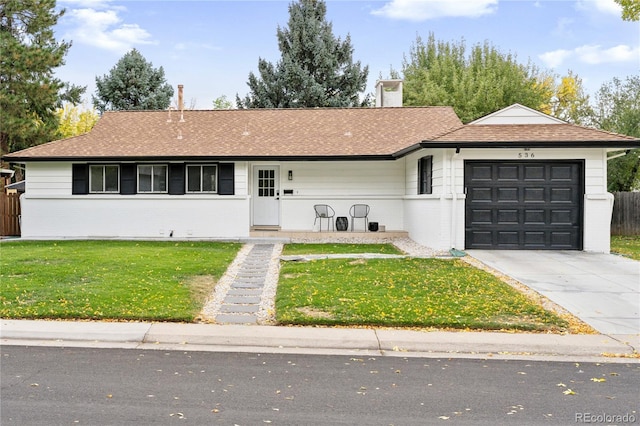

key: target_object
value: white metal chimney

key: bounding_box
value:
[375,79,403,107]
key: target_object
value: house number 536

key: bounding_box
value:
[518,152,535,158]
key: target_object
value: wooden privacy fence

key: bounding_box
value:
[611,192,640,236]
[1,193,21,236]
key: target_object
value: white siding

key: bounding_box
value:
[277,161,405,197]
[20,148,613,253]
[20,162,249,239]
[470,104,565,125]
[273,161,406,231]
[25,162,73,196]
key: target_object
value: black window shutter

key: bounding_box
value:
[218,163,234,195]
[120,164,137,195]
[168,164,185,195]
[72,164,89,194]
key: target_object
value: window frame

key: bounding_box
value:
[418,155,433,195]
[137,164,168,193]
[89,164,120,193]
[186,164,218,193]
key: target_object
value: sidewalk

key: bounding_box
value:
[1,319,638,363]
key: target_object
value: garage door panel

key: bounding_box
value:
[523,209,545,224]
[469,165,492,180]
[465,161,583,250]
[496,231,519,246]
[550,231,579,248]
[550,209,574,225]
[550,165,574,181]
[497,165,519,180]
[470,187,492,201]
[523,187,545,202]
[523,231,546,247]
[550,187,576,202]
[524,165,545,181]
[466,230,493,248]
[497,188,518,202]
[469,209,492,224]
[497,209,518,224]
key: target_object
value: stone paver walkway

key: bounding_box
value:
[201,244,281,325]
[200,239,445,325]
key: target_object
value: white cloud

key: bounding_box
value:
[371,0,498,21]
[575,44,640,64]
[575,0,622,16]
[64,5,155,53]
[539,44,639,68]
[539,49,572,68]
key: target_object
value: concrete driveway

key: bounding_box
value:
[467,250,640,335]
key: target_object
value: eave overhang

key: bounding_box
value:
[419,140,640,149]
[2,154,399,163]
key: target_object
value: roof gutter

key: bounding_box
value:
[420,140,640,149]
[2,154,398,163]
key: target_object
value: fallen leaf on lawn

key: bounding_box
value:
[563,389,576,395]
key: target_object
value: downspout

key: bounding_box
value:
[607,150,630,161]
[450,147,460,250]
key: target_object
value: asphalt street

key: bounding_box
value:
[2,346,639,425]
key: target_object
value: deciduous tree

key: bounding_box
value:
[401,33,552,123]
[93,49,173,112]
[0,0,84,154]
[590,75,640,191]
[237,0,369,108]
[615,0,639,21]
[548,71,592,125]
[56,103,99,138]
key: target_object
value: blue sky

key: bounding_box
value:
[55,0,639,109]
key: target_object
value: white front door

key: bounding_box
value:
[252,166,280,226]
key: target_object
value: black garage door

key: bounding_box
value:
[465,161,583,250]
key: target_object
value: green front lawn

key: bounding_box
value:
[0,241,240,321]
[611,235,640,261]
[276,247,568,332]
[1,241,569,332]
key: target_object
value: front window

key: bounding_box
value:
[187,165,217,193]
[138,165,167,193]
[418,156,433,195]
[90,165,119,193]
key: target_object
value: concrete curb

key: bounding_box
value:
[2,320,638,362]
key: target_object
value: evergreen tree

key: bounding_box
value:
[93,49,174,112]
[401,33,551,123]
[237,0,369,108]
[0,0,85,154]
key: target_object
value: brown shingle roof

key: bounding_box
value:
[4,107,463,160]
[5,108,638,161]
[429,123,639,146]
